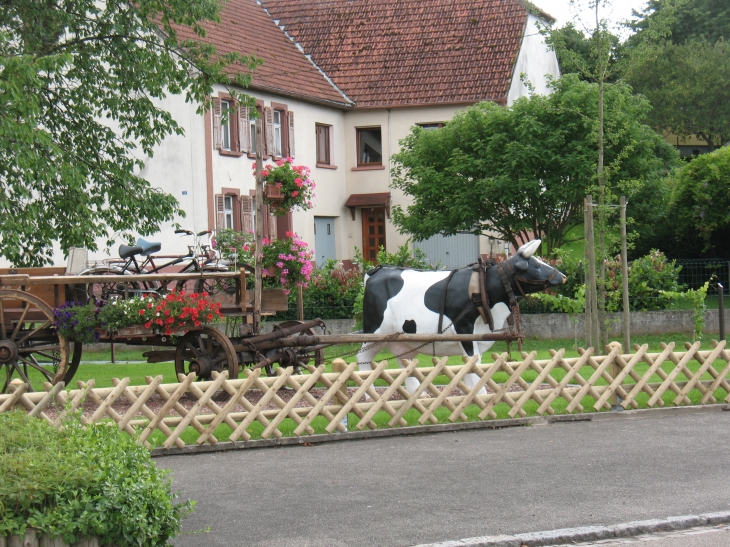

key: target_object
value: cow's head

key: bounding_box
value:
[504,239,566,297]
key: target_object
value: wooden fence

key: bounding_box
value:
[2,341,730,450]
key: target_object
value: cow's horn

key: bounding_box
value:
[517,239,541,259]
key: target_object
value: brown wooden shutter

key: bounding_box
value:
[240,195,253,234]
[212,98,222,150]
[264,106,274,158]
[288,111,295,159]
[215,194,225,230]
[238,106,250,153]
[276,213,293,239]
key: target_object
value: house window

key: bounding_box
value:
[221,100,232,151]
[417,122,444,131]
[273,110,283,157]
[316,124,332,165]
[357,127,382,166]
[224,195,234,229]
[213,94,246,157]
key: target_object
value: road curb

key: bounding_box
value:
[410,511,730,547]
[151,403,728,458]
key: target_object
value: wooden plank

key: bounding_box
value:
[54,380,94,426]
[388,357,449,427]
[356,361,418,430]
[295,362,357,436]
[479,352,535,420]
[164,372,230,448]
[648,342,701,407]
[113,376,172,449]
[537,349,593,414]
[673,340,726,405]
[326,360,389,433]
[567,346,621,413]
[621,343,674,409]
[419,355,479,424]
[594,345,647,410]
[27,382,65,419]
[201,369,260,444]
[511,349,565,417]
[261,366,326,439]
[229,369,294,441]
[449,356,505,421]
[139,374,196,445]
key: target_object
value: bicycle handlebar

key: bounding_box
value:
[175,229,194,236]
[197,230,212,237]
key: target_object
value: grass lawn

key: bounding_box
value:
[70,331,717,389]
[40,331,726,448]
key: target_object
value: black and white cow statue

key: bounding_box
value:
[356,239,566,393]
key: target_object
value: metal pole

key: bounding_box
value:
[620,196,630,351]
[719,283,725,342]
[254,119,264,335]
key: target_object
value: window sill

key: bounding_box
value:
[316,163,338,170]
[352,165,385,171]
[219,150,244,158]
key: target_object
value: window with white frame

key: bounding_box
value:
[221,100,232,151]
[224,195,234,229]
[273,110,282,157]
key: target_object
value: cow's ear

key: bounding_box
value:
[514,258,528,271]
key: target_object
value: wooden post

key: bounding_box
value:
[719,283,725,342]
[584,197,592,348]
[297,285,304,321]
[331,358,349,431]
[585,195,600,352]
[254,119,264,336]
[620,196,630,351]
[111,342,116,364]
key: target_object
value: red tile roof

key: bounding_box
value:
[260,0,531,108]
[173,0,353,108]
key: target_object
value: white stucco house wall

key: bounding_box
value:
[71,0,560,270]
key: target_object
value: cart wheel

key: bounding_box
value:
[72,267,141,302]
[174,327,238,381]
[0,289,71,393]
[273,320,325,374]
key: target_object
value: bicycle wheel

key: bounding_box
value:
[71,267,140,303]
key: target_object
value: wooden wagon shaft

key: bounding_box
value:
[233,331,521,353]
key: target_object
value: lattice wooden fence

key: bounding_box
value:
[2,341,729,450]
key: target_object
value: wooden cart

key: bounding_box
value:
[0,266,522,394]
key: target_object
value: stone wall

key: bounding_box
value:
[300,309,730,341]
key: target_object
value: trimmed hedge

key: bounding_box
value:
[0,411,193,546]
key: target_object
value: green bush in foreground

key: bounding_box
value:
[0,411,193,546]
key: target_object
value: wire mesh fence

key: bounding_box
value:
[675,258,730,292]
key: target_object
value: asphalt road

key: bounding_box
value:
[158,408,730,547]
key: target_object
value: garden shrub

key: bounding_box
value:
[0,411,193,546]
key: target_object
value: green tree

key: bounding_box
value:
[626,0,730,150]
[668,146,730,254]
[0,0,260,266]
[390,75,678,256]
[547,23,623,82]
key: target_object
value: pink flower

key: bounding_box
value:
[291,191,298,197]
[261,170,269,176]
[294,178,303,187]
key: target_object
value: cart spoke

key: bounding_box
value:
[17,355,55,382]
[2,364,11,393]
[185,342,201,358]
[19,349,60,363]
[0,299,6,340]
[16,320,53,346]
[11,301,31,340]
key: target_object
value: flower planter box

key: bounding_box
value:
[98,325,196,338]
[264,184,284,201]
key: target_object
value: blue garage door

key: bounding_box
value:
[414,233,480,269]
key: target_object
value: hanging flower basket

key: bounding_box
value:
[256,158,315,216]
[265,183,284,202]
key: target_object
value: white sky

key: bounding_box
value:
[531,0,650,37]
